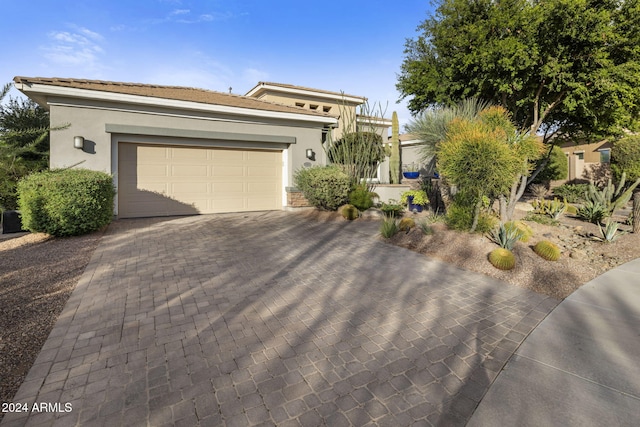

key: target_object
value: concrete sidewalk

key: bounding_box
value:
[468,257,640,426]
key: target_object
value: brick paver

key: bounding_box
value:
[1,212,558,426]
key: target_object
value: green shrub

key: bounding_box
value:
[552,183,589,203]
[531,197,567,220]
[349,184,375,211]
[577,200,607,223]
[17,168,115,236]
[533,145,568,183]
[379,215,399,238]
[400,189,429,206]
[294,166,350,211]
[488,248,516,270]
[523,212,559,226]
[611,135,640,182]
[445,202,474,231]
[380,200,404,217]
[533,240,561,261]
[340,204,359,220]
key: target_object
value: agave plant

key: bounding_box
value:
[490,223,524,250]
[594,220,623,243]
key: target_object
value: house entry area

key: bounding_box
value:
[117,142,283,218]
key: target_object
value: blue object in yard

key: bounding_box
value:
[403,171,420,179]
[407,196,424,213]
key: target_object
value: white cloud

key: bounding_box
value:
[42,27,106,69]
[170,9,190,16]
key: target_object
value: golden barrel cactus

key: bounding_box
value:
[488,248,516,270]
[533,240,561,261]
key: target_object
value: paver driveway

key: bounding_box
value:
[3,212,558,427]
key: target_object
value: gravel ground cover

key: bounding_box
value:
[0,230,102,416]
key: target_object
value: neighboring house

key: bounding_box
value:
[559,140,612,183]
[14,77,337,218]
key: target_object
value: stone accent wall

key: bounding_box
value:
[287,190,311,207]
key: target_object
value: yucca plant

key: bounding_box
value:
[417,219,434,235]
[490,223,524,250]
[380,215,399,238]
[594,220,623,243]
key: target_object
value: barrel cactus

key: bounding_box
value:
[533,240,561,261]
[488,248,516,270]
[398,217,415,232]
[505,221,533,242]
[341,204,359,220]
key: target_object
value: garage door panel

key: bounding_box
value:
[118,143,282,218]
[248,166,279,177]
[171,164,208,177]
[213,166,245,177]
[137,145,169,160]
[213,150,245,162]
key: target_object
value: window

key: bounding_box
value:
[323,106,332,113]
[574,151,584,160]
[295,102,305,108]
[599,148,611,164]
[310,104,319,110]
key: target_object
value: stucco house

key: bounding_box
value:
[558,139,612,183]
[14,77,394,218]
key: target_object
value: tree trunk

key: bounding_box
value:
[499,174,528,223]
[470,197,482,233]
[633,192,640,234]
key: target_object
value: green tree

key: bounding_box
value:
[0,84,51,210]
[437,106,542,231]
[611,134,640,182]
[533,145,568,183]
[324,99,387,191]
[397,0,640,143]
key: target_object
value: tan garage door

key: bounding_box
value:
[118,143,282,218]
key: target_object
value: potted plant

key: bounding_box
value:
[400,189,429,213]
[402,163,420,179]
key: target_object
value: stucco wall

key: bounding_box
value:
[48,97,327,207]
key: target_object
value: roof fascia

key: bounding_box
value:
[14,82,338,126]
[246,83,365,105]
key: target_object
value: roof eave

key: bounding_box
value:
[246,82,366,105]
[14,81,338,126]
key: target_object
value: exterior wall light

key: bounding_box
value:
[305,148,315,160]
[73,136,85,149]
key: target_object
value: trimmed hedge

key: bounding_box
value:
[17,168,115,236]
[294,165,350,211]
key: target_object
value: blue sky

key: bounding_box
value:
[2,0,434,129]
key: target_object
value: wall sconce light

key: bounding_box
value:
[305,148,315,160]
[73,136,85,150]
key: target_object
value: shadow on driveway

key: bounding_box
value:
[2,212,558,427]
